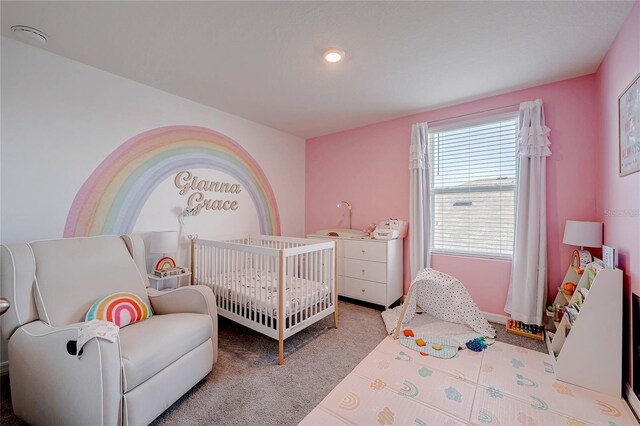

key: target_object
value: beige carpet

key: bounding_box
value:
[0,300,546,426]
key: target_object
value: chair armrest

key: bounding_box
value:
[8,321,122,426]
[147,285,217,316]
[147,285,218,363]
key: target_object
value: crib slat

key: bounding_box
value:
[258,253,262,326]
[304,253,313,318]
[307,251,311,318]
[202,243,206,286]
[278,250,285,365]
[319,250,323,313]
[317,250,321,313]
[218,247,222,307]
[302,251,306,321]
[213,247,217,306]
[297,252,302,322]
[320,250,324,313]
[263,252,267,327]
[322,249,326,312]
[326,249,330,311]
[318,250,322,314]
[244,251,248,320]
[311,250,315,317]
[246,252,251,321]
[297,253,301,325]
[205,245,209,289]
[197,242,200,285]
[240,250,244,319]
[224,248,228,313]
[220,247,224,311]
[250,252,253,321]
[236,249,240,317]
[321,249,325,312]
[267,252,272,330]
[294,253,298,326]
[234,249,238,317]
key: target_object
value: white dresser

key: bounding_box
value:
[309,235,403,308]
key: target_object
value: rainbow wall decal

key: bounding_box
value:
[64,126,281,237]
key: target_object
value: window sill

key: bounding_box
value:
[431,250,512,262]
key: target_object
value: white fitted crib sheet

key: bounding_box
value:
[210,268,331,318]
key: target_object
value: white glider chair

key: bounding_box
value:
[0,235,218,426]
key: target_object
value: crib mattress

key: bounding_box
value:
[209,269,331,318]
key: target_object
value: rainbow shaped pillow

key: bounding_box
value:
[86,291,153,328]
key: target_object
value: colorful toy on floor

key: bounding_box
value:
[415,338,426,347]
[466,341,481,352]
[403,329,414,337]
[506,320,544,341]
[465,337,488,352]
[432,344,442,351]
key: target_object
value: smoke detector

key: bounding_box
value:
[11,25,48,45]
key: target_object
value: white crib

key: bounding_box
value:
[192,235,337,364]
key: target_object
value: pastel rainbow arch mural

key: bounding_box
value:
[64,125,281,237]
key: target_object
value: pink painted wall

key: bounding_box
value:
[594,1,640,390]
[306,74,601,315]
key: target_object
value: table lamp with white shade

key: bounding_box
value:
[150,230,178,272]
[562,220,603,267]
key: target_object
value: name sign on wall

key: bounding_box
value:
[175,170,241,215]
[65,126,281,237]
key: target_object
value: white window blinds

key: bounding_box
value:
[429,113,519,258]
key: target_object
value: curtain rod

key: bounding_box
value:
[428,103,520,125]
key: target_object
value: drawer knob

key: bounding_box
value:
[361,269,366,273]
[361,249,366,254]
[361,288,366,293]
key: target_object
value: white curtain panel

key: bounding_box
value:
[505,99,551,325]
[409,122,431,278]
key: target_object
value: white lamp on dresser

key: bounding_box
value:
[148,230,190,290]
[150,230,178,263]
[562,220,602,267]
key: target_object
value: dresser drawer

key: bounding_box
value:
[343,258,387,283]
[343,240,386,262]
[343,277,386,305]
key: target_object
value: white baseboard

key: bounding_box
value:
[0,361,8,376]
[625,381,640,420]
[482,311,509,325]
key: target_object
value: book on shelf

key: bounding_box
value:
[565,306,579,324]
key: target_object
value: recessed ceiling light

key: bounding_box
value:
[11,25,48,45]
[322,48,345,64]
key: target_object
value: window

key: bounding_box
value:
[429,113,518,258]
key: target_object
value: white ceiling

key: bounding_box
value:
[1,1,634,138]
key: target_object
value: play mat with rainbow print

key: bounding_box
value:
[301,336,638,425]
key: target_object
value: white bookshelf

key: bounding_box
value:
[546,259,623,397]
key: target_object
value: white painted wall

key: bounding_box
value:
[0,37,306,363]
